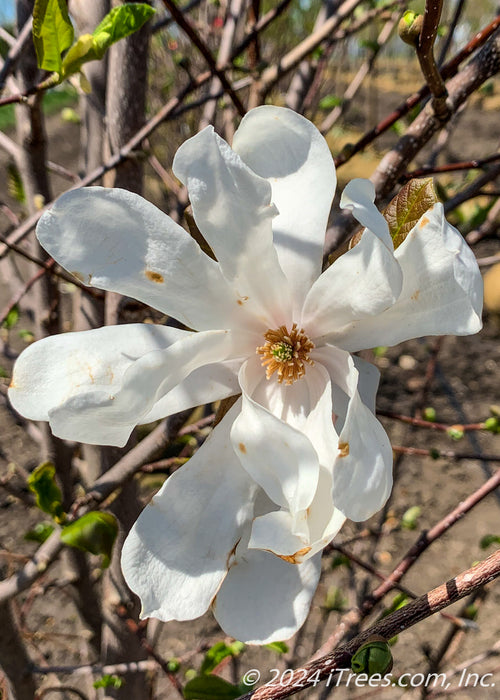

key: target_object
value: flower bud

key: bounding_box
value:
[398,11,423,47]
[351,635,393,676]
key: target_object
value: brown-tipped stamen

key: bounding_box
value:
[257,323,314,385]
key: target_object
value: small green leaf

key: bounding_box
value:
[422,407,436,422]
[93,675,124,689]
[200,641,244,674]
[265,641,289,654]
[27,462,64,522]
[484,416,500,434]
[18,329,35,343]
[167,659,181,673]
[401,505,421,530]
[7,163,26,204]
[324,585,346,612]
[60,4,155,79]
[32,0,74,73]
[380,592,409,619]
[383,178,438,248]
[319,95,342,110]
[24,522,55,543]
[447,426,464,441]
[61,107,81,123]
[93,3,155,47]
[480,534,500,549]
[184,675,241,699]
[60,511,118,567]
[2,305,19,330]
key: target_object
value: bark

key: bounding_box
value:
[0,602,37,700]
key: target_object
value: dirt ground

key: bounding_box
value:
[0,87,499,699]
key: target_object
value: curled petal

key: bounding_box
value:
[335,203,483,352]
[340,179,393,249]
[36,187,245,332]
[231,359,319,514]
[233,105,336,312]
[314,347,393,521]
[121,400,258,622]
[173,126,292,328]
[301,227,402,339]
[214,547,322,644]
[248,510,310,559]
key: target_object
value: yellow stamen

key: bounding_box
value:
[256,323,314,385]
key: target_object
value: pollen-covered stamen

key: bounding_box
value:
[257,323,315,385]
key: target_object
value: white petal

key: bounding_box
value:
[48,329,251,446]
[248,510,310,559]
[231,360,319,514]
[36,187,246,332]
[353,356,380,414]
[314,347,393,521]
[121,400,258,622]
[140,359,242,424]
[306,467,346,552]
[336,203,483,351]
[301,228,402,338]
[214,548,322,644]
[9,324,187,421]
[232,105,336,312]
[173,126,292,328]
[340,179,393,249]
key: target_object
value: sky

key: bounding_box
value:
[0,0,15,25]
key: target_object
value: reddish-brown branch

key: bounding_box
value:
[159,0,246,117]
[378,410,486,433]
[237,549,500,700]
[393,445,500,462]
[334,14,500,168]
[401,153,500,180]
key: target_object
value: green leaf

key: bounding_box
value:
[200,641,244,674]
[27,462,65,522]
[93,3,155,47]
[383,178,438,249]
[60,511,118,567]
[265,641,289,654]
[32,0,74,73]
[93,675,124,689]
[2,305,19,330]
[319,95,342,110]
[24,522,55,543]
[324,585,346,612]
[480,534,500,549]
[7,163,26,204]
[184,675,241,700]
[401,505,421,530]
[422,407,436,422]
[60,4,155,79]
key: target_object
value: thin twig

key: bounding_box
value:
[417,0,449,119]
[159,0,246,117]
[237,549,500,700]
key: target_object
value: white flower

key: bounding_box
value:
[9,106,482,644]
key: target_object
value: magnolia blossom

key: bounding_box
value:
[9,106,482,644]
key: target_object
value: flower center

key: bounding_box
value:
[257,323,314,385]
